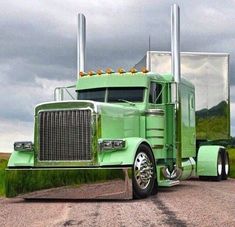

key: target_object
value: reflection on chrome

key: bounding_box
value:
[135,51,230,140]
[6,168,133,200]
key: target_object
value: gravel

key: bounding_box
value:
[0,178,235,227]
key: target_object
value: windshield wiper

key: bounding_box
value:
[117,99,135,106]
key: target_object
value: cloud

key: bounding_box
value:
[0,0,235,152]
[0,119,34,153]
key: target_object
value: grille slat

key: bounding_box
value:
[39,109,92,161]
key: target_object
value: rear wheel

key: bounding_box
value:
[222,151,230,180]
[133,144,156,199]
[210,151,222,181]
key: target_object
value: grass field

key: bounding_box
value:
[0,154,9,196]
[228,148,235,178]
[0,149,235,197]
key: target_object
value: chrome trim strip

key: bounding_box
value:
[145,109,165,116]
[35,101,100,114]
[148,51,229,56]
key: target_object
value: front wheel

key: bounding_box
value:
[133,144,157,199]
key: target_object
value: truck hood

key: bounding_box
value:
[35,100,141,139]
[35,100,140,115]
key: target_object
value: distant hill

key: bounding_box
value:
[196,101,229,140]
[196,101,227,118]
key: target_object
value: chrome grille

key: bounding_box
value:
[39,109,92,161]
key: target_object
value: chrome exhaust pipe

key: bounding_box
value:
[162,166,182,180]
[77,14,86,79]
[171,4,181,83]
[165,4,182,180]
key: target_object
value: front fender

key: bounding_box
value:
[99,137,152,166]
[7,151,34,167]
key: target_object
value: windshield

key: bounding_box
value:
[108,88,144,102]
[77,87,145,102]
[78,88,105,102]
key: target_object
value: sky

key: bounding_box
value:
[0,0,234,152]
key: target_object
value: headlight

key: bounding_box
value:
[14,141,33,151]
[99,139,126,151]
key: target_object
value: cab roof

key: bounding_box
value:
[76,72,175,90]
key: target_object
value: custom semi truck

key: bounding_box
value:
[6,4,230,199]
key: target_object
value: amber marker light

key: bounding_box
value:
[106,68,114,74]
[141,67,149,74]
[130,67,137,74]
[97,69,105,75]
[79,71,87,77]
[87,70,96,76]
[117,67,126,74]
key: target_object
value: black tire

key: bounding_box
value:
[210,151,222,181]
[222,151,230,180]
[151,177,158,196]
[133,144,157,199]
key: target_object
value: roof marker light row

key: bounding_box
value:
[79,67,149,77]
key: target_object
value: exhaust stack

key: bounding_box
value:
[163,4,182,180]
[171,4,181,83]
[77,14,86,79]
[171,3,182,177]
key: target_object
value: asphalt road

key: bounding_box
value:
[0,178,235,227]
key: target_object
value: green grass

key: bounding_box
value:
[0,159,8,196]
[228,148,235,178]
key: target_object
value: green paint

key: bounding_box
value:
[99,137,151,165]
[197,145,222,176]
[8,151,34,167]
[76,73,164,90]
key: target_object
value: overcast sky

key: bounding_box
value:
[0,0,234,152]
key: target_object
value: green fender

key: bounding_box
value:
[8,138,152,167]
[197,145,223,176]
[99,137,152,166]
[7,151,34,167]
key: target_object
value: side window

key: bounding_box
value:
[149,82,162,104]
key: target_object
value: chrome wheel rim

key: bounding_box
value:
[218,154,222,175]
[134,152,153,189]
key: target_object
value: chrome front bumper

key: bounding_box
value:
[5,167,133,200]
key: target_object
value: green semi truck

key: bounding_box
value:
[6,4,230,199]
